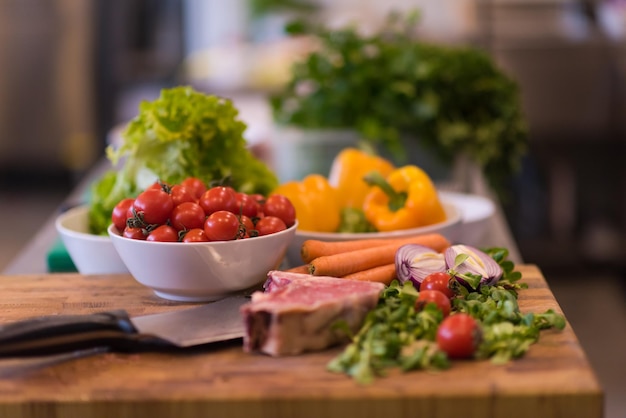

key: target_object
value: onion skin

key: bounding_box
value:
[443,244,503,288]
[395,244,447,288]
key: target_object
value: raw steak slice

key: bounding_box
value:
[241,270,385,356]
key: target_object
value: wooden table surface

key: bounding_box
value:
[0,266,603,418]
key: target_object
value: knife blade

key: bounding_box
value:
[0,295,249,357]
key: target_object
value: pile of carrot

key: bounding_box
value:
[285,233,451,285]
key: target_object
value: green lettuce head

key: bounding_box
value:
[88,86,278,235]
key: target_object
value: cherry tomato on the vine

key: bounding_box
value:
[415,289,451,317]
[436,313,481,359]
[146,225,179,242]
[421,272,456,299]
[125,204,135,220]
[238,215,255,238]
[235,192,261,218]
[263,194,296,227]
[181,177,207,200]
[123,226,146,240]
[114,178,292,242]
[133,189,174,225]
[170,201,206,231]
[199,186,238,216]
[250,194,265,215]
[170,184,196,206]
[147,180,170,191]
[112,198,135,231]
[204,210,240,241]
[255,216,287,236]
[182,228,210,243]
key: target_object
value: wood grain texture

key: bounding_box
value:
[0,266,603,418]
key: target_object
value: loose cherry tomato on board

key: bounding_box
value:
[112,198,135,231]
[133,189,174,225]
[199,186,238,216]
[436,313,481,359]
[182,228,210,243]
[146,225,179,242]
[170,184,196,206]
[123,226,146,240]
[263,194,296,227]
[421,272,456,299]
[415,289,451,317]
[181,177,207,200]
[255,216,287,236]
[204,210,240,241]
[170,201,206,231]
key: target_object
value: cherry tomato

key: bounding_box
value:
[199,186,238,216]
[146,225,179,242]
[436,313,481,359]
[204,210,240,241]
[415,289,451,317]
[238,215,256,238]
[112,198,135,231]
[263,194,296,227]
[235,192,261,218]
[181,177,207,199]
[147,180,170,191]
[255,216,287,236]
[182,228,210,243]
[123,226,146,240]
[250,194,266,216]
[126,204,135,220]
[170,201,206,231]
[133,189,174,225]
[421,272,456,299]
[170,184,196,206]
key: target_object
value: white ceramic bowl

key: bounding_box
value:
[286,198,463,266]
[55,205,129,275]
[440,191,496,246]
[108,222,297,302]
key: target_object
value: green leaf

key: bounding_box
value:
[88,87,278,234]
[271,11,528,193]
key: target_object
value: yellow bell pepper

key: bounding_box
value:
[362,165,446,232]
[328,148,395,209]
[272,174,341,232]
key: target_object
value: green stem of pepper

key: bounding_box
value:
[363,171,407,212]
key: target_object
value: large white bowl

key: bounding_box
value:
[285,198,463,266]
[440,191,496,246]
[108,222,297,302]
[55,205,129,275]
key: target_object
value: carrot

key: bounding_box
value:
[284,264,310,274]
[309,241,406,277]
[342,263,397,285]
[301,233,450,263]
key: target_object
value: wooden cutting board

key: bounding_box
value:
[0,265,603,418]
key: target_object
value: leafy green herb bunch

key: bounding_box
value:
[270,10,528,191]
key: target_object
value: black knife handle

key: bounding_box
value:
[0,310,149,357]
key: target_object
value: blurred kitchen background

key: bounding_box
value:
[0,0,625,416]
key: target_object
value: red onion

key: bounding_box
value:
[443,244,503,288]
[395,244,447,288]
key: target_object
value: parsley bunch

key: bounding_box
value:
[271,11,528,192]
[327,282,449,384]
